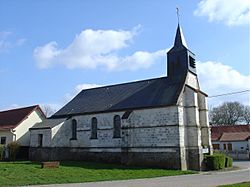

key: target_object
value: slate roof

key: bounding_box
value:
[30,118,67,130]
[211,125,250,141]
[52,76,185,118]
[0,105,45,130]
[219,132,250,142]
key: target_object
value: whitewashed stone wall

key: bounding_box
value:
[30,107,180,150]
[30,128,51,147]
[186,72,199,90]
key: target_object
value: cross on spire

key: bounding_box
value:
[176,7,180,24]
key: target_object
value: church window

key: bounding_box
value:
[189,56,196,68]
[113,115,121,138]
[91,117,97,139]
[71,119,77,140]
[38,134,43,147]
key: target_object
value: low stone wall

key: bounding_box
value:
[29,147,182,169]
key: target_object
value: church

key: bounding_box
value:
[29,23,213,170]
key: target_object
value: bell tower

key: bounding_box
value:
[167,23,197,81]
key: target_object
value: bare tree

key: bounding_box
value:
[209,102,244,126]
[242,105,250,124]
[41,105,56,118]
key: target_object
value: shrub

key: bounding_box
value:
[7,142,20,161]
[205,154,226,170]
[0,145,4,160]
[225,156,233,168]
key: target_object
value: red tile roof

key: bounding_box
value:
[220,132,250,141]
[0,105,45,130]
[211,125,250,141]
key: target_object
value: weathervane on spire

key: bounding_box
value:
[176,7,180,23]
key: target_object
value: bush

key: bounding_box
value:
[205,154,226,170]
[7,142,20,161]
[225,156,233,168]
[0,145,4,160]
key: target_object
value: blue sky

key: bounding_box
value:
[0,0,249,112]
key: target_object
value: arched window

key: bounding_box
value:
[91,117,97,139]
[71,119,77,140]
[113,115,121,138]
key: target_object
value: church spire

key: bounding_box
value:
[166,9,197,80]
[173,7,188,49]
[174,24,188,48]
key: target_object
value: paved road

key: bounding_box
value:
[30,161,250,187]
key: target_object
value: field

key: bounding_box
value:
[0,161,196,186]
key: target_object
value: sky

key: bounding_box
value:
[0,0,249,113]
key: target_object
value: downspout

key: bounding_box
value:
[10,129,16,142]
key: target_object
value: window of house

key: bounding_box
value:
[228,143,232,151]
[212,144,220,150]
[0,137,6,145]
[91,117,97,139]
[38,134,43,147]
[71,119,77,140]
[113,115,121,138]
[223,144,227,150]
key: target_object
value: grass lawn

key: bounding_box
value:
[218,182,250,187]
[0,161,196,186]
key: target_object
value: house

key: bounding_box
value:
[29,23,213,171]
[211,125,250,160]
[0,105,45,146]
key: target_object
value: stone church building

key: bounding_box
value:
[29,24,213,170]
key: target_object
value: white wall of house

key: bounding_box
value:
[213,141,249,151]
[0,130,14,145]
[13,109,44,146]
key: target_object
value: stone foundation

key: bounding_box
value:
[186,147,203,170]
[29,147,182,169]
[29,147,121,163]
[121,151,181,169]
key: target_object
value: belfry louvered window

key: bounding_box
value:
[189,55,196,68]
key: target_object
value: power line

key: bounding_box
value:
[208,90,250,98]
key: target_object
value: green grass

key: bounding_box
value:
[0,161,196,186]
[218,182,250,187]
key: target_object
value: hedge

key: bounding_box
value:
[225,156,233,168]
[205,154,233,170]
[0,145,4,161]
[7,142,20,161]
[205,154,226,170]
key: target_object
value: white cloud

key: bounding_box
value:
[0,31,12,52]
[194,0,250,26]
[197,61,250,106]
[0,31,26,53]
[34,26,166,71]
